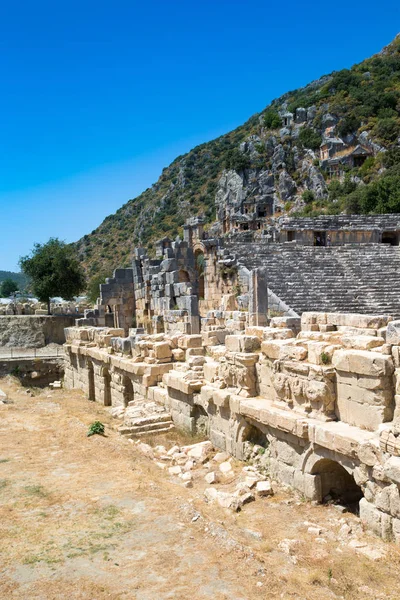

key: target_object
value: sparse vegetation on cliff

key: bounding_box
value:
[73,35,400,275]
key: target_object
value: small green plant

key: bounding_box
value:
[257,447,266,456]
[87,421,105,437]
[11,365,20,376]
[0,458,10,464]
[24,484,47,497]
[320,352,330,365]
[328,568,333,583]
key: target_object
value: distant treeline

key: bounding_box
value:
[0,271,30,290]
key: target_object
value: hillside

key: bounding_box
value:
[74,34,400,277]
[0,271,29,291]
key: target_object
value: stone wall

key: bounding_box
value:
[0,315,75,348]
[63,312,400,543]
[0,357,64,385]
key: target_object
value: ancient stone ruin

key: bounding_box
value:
[64,214,400,542]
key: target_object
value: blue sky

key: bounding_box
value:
[1,0,399,271]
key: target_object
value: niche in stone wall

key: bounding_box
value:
[87,361,95,401]
[311,458,363,514]
[122,375,134,407]
[192,404,209,436]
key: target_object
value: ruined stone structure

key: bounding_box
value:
[63,214,400,542]
[64,311,400,542]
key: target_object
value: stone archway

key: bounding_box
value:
[101,367,112,407]
[123,375,134,408]
[87,361,95,402]
[194,249,205,300]
[311,458,363,512]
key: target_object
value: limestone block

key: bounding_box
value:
[203,361,219,383]
[172,348,185,362]
[261,339,296,360]
[178,334,203,349]
[270,316,301,331]
[301,312,327,326]
[336,396,391,431]
[336,379,393,407]
[279,344,307,361]
[328,313,391,330]
[359,498,387,538]
[245,326,268,340]
[307,341,332,365]
[225,335,260,353]
[386,321,400,345]
[341,335,385,351]
[384,456,400,485]
[332,349,394,377]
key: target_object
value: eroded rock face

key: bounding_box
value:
[278,170,297,201]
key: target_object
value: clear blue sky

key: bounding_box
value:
[1,0,399,271]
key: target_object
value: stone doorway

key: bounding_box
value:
[103,368,112,407]
[88,362,95,402]
[123,376,134,408]
[311,458,363,513]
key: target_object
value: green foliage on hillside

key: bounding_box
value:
[0,271,29,291]
[0,279,19,298]
[74,35,400,275]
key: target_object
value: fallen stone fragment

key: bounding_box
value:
[219,460,233,474]
[256,481,273,496]
[205,471,219,484]
[137,443,154,458]
[307,526,322,536]
[168,465,182,475]
[213,451,230,463]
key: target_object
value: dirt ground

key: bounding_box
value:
[1,377,400,599]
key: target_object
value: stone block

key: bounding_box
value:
[178,334,203,349]
[384,456,400,485]
[225,335,260,353]
[332,349,394,377]
[336,396,391,431]
[386,321,400,345]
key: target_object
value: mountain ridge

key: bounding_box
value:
[73,34,400,278]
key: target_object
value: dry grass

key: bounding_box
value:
[0,376,400,599]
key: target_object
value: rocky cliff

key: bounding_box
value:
[74,35,400,277]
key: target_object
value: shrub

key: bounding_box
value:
[302,190,315,204]
[374,118,400,143]
[298,127,322,151]
[263,110,281,129]
[87,421,105,437]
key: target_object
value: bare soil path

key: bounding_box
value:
[1,377,400,599]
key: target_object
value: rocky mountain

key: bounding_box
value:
[74,34,400,277]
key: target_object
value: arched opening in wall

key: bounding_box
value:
[241,421,269,464]
[103,368,112,407]
[88,362,95,401]
[178,269,190,283]
[311,458,363,514]
[123,376,134,407]
[194,250,205,299]
[193,404,209,436]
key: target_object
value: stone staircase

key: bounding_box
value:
[118,399,175,438]
[225,242,400,317]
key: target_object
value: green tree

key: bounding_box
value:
[298,127,322,151]
[86,272,109,305]
[263,110,281,129]
[0,278,18,298]
[19,238,86,314]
